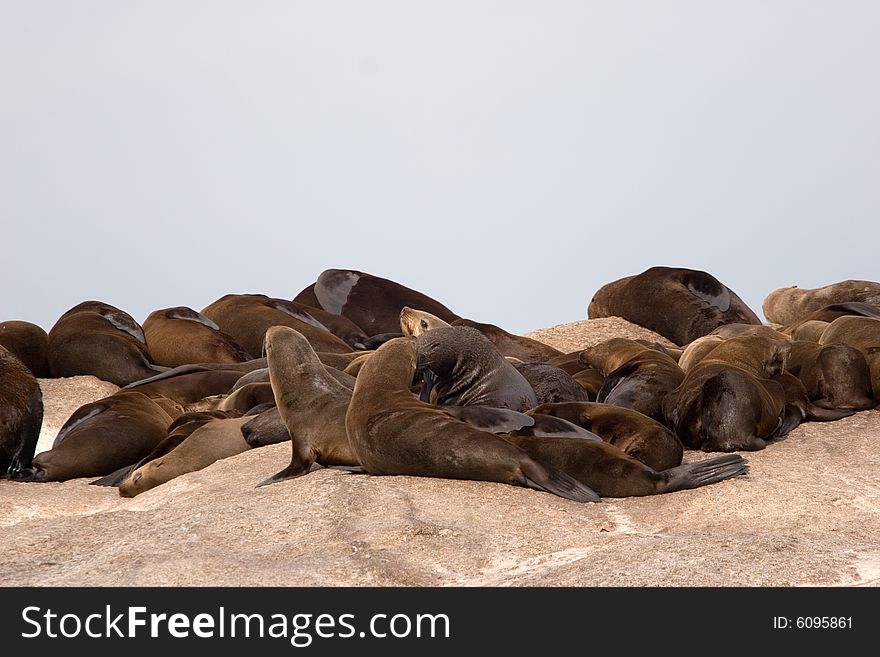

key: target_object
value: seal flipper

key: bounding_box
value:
[442,406,535,433]
[91,464,135,487]
[123,364,210,388]
[167,307,221,331]
[659,454,748,493]
[805,404,855,422]
[775,404,804,438]
[595,361,638,403]
[682,271,731,312]
[519,459,601,503]
[362,332,405,350]
[512,414,602,441]
[5,390,43,479]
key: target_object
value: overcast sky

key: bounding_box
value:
[2,1,878,335]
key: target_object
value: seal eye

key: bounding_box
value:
[420,320,428,329]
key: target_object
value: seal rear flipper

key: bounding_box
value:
[361,332,404,350]
[805,404,856,422]
[775,405,804,438]
[91,464,135,487]
[661,454,748,493]
[442,406,535,433]
[519,459,601,503]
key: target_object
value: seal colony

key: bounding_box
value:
[2,267,878,504]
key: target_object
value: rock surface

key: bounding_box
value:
[1,322,877,587]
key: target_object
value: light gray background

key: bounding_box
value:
[3,1,878,334]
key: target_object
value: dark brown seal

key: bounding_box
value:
[201,293,352,356]
[29,391,174,481]
[143,306,252,367]
[588,266,761,346]
[260,326,361,486]
[47,301,162,386]
[314,268,460,336]
[763,280,880,326]
[0,346,43,479]
[0,321,50,377]
[346,337,600,502]
[414,326,539,411]
[528,401,683,472]
[579,338,684,422]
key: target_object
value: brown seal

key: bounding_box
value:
[763,280,880,325]
[527,401,683,472]
[260,326,361,486]
[29,391,174,481]
[579,338,684,422]
[313,268,460,336]
[787,320,830,343]
[119,416,252,497]
[677,336,725,373]
[780,302,880,341]
[47,301,162,386]
[345,337,600,502]
[414,326,539,412]
[0,346,43,479]
[450,319,563,363]
[217,382,277,414]
[818,316,880,399]
[786,340,876,411]
[661,335,791,451]
[0,321,50,377]
[143,306,252,367]
[588,267,761,346]
[201,293,352,356]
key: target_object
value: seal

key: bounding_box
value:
[91,409,241,487]
[780,302,880,341]
[0,320,50,377]
[47,301,163,386]
[201,293,352,356]
[118,416,253,497]
[763,280,880,326]
[0,346,43,479]
[313,269,460,336]
[512,363,591,404]
[450,319,563,363]
[414,326,539,411]
[345,336,600,502]
[143,306,252,367]
[399,307,452,337]
[527,401,683,472]
[818,316,880,399]
[29,391,174,481]
[579,338,684,422]
[661,335,791,451]
[588,266,761,346]
[260,326,361,486]
[217,382,277,414]
[571,368,604,399]
[786,340,876,411]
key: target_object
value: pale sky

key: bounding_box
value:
[3,1,878,335]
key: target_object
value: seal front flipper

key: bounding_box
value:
[682,271,731,312]
[91,464,135,487]
[513,414,602,441]
[519,459,601,503]
[805,404,855,422]
[442,406,535,433]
